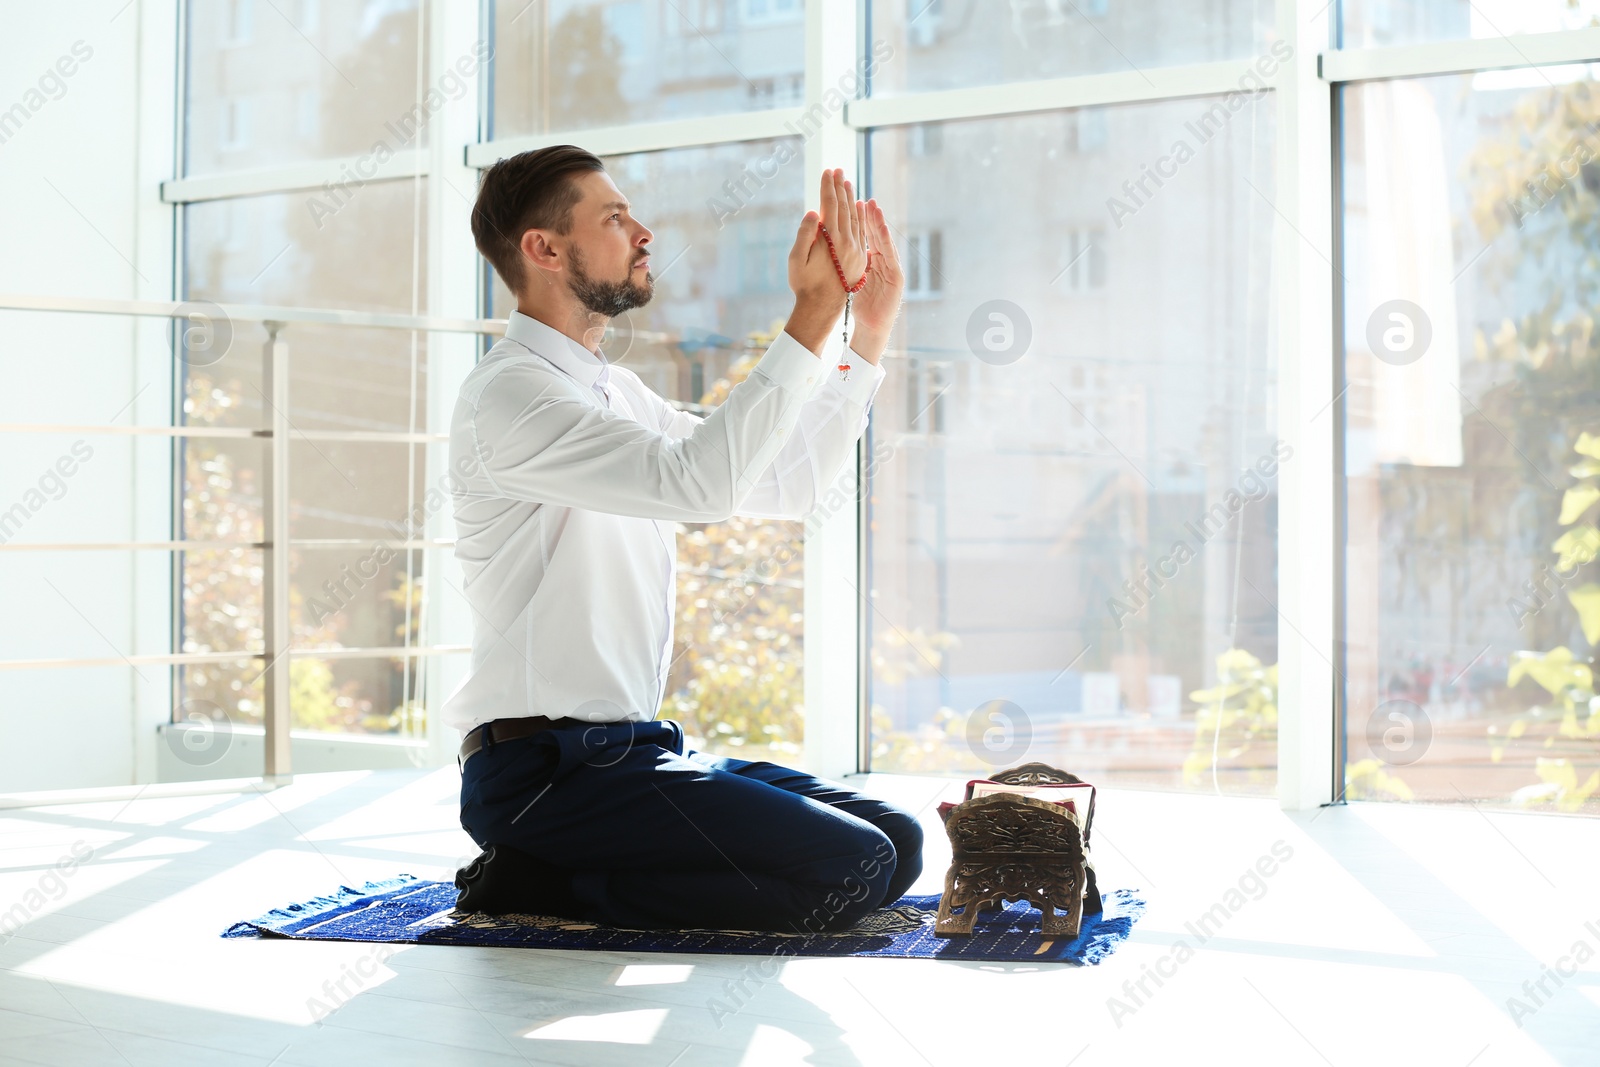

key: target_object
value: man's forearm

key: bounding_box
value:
[783,295,846,357]
[847,325,890,366]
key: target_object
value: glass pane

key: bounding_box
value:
[289,544,436,737]
[183,180,429,314]
[1341,0,1600,49]
[867,0,1274,95]
[182,180,433,738]
[490,0,804,137]
[185,0,431,173]
[1340,67,1600,814]
[867,97,1277,792]
[670,511,807,764]
[486,140,809,759]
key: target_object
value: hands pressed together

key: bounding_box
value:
[786,168,904,365]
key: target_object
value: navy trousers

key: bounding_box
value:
[458,718,924,933]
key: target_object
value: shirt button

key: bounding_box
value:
[807,374,816,385]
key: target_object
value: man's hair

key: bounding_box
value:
[472,145,606,295]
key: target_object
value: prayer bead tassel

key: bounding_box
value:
[818,222,869,383]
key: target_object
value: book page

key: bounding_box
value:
[967,781,1094,805]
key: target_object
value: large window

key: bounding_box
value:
[1339,63,1600,813]
[179,7,441,751]
[865,95,1279,792]
[147,0,1600,812]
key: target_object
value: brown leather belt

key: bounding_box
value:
[457,715,581,771]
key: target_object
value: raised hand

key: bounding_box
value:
[849,197,904,335]
[788,168,868,308]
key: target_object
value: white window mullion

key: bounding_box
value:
[161,149,431,204]
[464,107,810,169]
[802,0,864,782]
[133,0,183,786]
[1321,25,1600,83]
[1274,0,1339,811]
[423,0,486,766]
[846,59,1286,129]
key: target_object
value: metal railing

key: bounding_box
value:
[0,293,514,781]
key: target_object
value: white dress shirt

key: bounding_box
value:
[442,309,886,736]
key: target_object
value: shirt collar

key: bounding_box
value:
[503,310,611,395]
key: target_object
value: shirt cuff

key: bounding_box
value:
[753,328,828,395]
[823,339,887,407]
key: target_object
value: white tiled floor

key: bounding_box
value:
[0,767,1594,1066]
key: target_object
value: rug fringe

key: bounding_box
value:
[221,874,422,939]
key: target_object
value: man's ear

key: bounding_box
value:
[520,229,558,275]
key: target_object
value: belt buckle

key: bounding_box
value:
[458,722,491,773]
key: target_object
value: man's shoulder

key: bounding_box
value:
[459,340,578,409]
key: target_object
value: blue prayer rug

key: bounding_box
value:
[222,875,1145,964]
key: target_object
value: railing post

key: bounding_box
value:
[261,324,292,781]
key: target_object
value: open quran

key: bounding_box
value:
[937,777,1096,826]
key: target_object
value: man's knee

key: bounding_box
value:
[875,808,924,861]
[790,824,898,933]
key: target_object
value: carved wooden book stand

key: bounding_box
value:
[934,762,1103,938]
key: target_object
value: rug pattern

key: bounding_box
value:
[222,875,1144,964]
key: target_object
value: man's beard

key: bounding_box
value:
[567,245,653,318]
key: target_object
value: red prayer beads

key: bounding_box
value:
[817,222,872,381]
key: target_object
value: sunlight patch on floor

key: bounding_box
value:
[613,963,695,986]
[523,1006,669,1044]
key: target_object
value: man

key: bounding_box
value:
[445,144,920,934]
